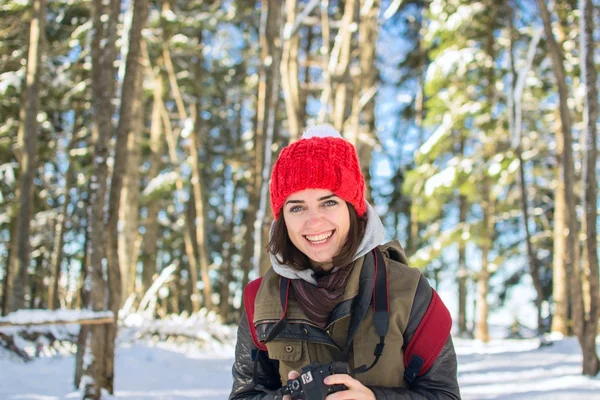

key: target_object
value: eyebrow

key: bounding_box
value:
[285,194,338,205]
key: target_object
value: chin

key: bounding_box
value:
[307,252,334,263]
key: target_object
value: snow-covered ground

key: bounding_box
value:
[1,317,599,399]
[456,336,600,399]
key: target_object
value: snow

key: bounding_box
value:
[0,162,17,186]
[424,166,456,197]
[0,70,24,94]
[141,171,179,197]
[445,4,486,32]
[180,118,194,139]
[426,47,485,81]
[1,317,599,399]
[0,342,234,400]
[0,309,114,325]
[457,337,600,399]
[418,112,452,157]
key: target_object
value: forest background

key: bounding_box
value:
[0,0,599,398]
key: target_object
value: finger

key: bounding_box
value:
[324,375,375,400]
[288,370,300,380]
[284,371,300,400]
[325,392,351,400]
[325,388,359,400]
[323,373,359,388]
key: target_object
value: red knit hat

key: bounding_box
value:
[270,125,366,220]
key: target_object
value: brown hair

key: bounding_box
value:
[267,203,368,271]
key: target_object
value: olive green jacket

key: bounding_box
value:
[230,240,461,399]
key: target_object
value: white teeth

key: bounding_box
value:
[305,231,333,243]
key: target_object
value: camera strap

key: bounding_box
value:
[262,277,291,345]
[352,248,389,374]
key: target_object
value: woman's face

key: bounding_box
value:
[282,188,350,264]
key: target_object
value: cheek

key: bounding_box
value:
[284,216,300,233]
[284,218,303,241]
[336,215,351,242]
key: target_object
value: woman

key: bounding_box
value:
[230,125,460,399]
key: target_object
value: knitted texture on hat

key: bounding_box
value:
[270,126,366,220]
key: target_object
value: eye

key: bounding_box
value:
[323,200,338,207]
[289,205,303,213]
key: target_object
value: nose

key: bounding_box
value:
[304,209,323,228]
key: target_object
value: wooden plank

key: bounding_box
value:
[0,317,114,328]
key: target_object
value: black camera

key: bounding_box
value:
[281,361,351,399]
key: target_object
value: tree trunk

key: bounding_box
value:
[241,188,257,291]
[240,93,258,293]
[406,8,428,258]
[185,191,203,309]
[169,264,181,315]
[65,256,75,309]
[118,71,143,302]
[280,0,302,141]
[158,92,202,313]
[118,24,146,305]
[103,0,147,392]
[48,135,77,310]
[74,219,90,387]
[219,229,234,322]
[508,11,545,335]
[318,0,332,124]
[550,132,569,334]
[475,21,498,344]
[300,26,312,124]
[189,105,214,312]
[475,180,494,343]
[332,0,357,131]
[2,220,17,315]
[254,0,283,277]
[110,0,147,306]
[9,0,45,312]
[30,252,43,309]
[219,164,239,323]
[579,0,599,377]
[457,192,468,336]
[352,0,380,202]
[81,0,121,397]
[140,55,164,296]
[537,0,580,339]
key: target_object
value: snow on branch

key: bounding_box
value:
[284,0,320,40]
[417,113,453,159]
[425,47,484,82]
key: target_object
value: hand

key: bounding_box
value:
[282,370,300,400]
[324,374,375,400]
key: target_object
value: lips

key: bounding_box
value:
[304,230,334,244]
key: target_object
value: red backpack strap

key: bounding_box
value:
[243,277,267,352]
[403,289,452,385]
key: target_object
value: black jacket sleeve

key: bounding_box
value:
[229,312,283,400]
[367,275,461,399]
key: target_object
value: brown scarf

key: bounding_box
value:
[291,263,354,328]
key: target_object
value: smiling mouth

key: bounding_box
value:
[304,230,335,245]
